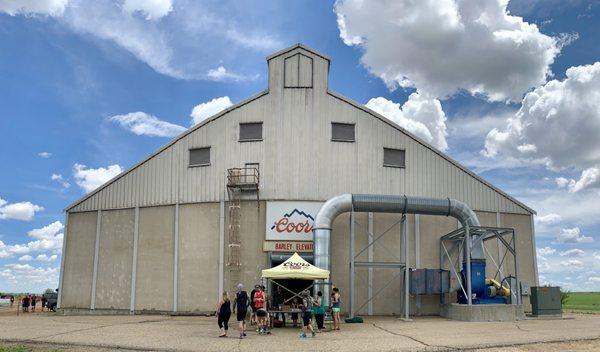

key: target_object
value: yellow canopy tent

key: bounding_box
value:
[262,252,330,280]
[262,252,329,305]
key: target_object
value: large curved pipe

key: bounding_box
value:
[313,194,481,304]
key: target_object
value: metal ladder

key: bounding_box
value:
[227,187,242,290]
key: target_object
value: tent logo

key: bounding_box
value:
[283,261,310,270]
[270,208,315,235]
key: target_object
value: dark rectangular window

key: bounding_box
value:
[383,148,405,168]
[331,122,355,142]
[189,147,210,167]
[239,122,263,141]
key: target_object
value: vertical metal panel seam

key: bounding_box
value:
[496,212,504,275]
[367,212,373,316]
[219,200,225,301]
[173,203,179,312]
[130,207,139,312]
[57,212,69,309]
[90,210,101,310]
[415,214,420,315]
[530,214,539,286]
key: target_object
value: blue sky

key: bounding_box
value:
[0,0,599,293]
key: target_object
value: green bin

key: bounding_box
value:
[531,286,562,316]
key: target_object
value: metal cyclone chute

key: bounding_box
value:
[312,194,482,311]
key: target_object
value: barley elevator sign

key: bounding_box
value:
[265,201,323,241]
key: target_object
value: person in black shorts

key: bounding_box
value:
[21,295,29,312]
[232,284,249,339]
[300,290,315,338]
[249,284,259,325]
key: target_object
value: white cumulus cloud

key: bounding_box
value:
[110,111,186,138]
[537,246,556,257]
[51,174,70,189]
[560,259,584,271]
[0,198,44,221]
[207,66,255,82]
[536,213,562,225]
[566,167,600,193]
[38,152,52,158]
[73,163,123,193]
[559,249,585,258]
[0,221,64,259]
[482,62,600,173]
[190,96,233,126]
[0,263,59,291]
[0,0,69,17]
[28,221,64,240]
[365,93,448,151]
[335,0,563,102]
[554,227,594,244]
[122,0,172,20]
[36,254,58,262]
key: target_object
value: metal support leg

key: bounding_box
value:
[513,230,520,305]
[415,214,420,315]
[465,225,472,306]
[401,215,411,321]
[440,239,444,305]
[349,211,355,319]
[368,212,373,316]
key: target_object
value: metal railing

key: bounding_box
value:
[227,167,259,187]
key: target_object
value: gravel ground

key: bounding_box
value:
[0,309,598,352]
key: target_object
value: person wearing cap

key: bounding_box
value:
[232,284,250,339]
[300,290,316,338]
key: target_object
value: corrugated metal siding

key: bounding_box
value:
[70,47,530,215]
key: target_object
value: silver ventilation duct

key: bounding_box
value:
[313,194,481,304]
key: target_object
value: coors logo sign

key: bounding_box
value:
[265,201,323,241]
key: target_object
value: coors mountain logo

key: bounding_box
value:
[270,208,315,235]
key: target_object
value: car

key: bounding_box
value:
[43,292,58,312]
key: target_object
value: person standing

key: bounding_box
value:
[41,295,47,312]
[10,296,14,308]
[31,295,37,312]
[313,291,325,332]
[331,287,341,331]
[216,292,231,338]
[290,297,299,327]
[249,285,259,326]
[253,286,267,334]
[232,284,249,339]
[22,295,29,313]
[272,286,283,319]
[300,291,315,338]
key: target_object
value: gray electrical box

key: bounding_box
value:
[531,286,562,316]
[410,269,450,294]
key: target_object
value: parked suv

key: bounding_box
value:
[44,292,58,312]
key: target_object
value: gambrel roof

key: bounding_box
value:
[66,44,535,215]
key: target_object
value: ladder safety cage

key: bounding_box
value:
[225,166,261,291]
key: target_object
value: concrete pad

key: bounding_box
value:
[440,303,525,322]
[0,313,598,352]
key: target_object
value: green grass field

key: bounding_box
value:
[563,292,600,312]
